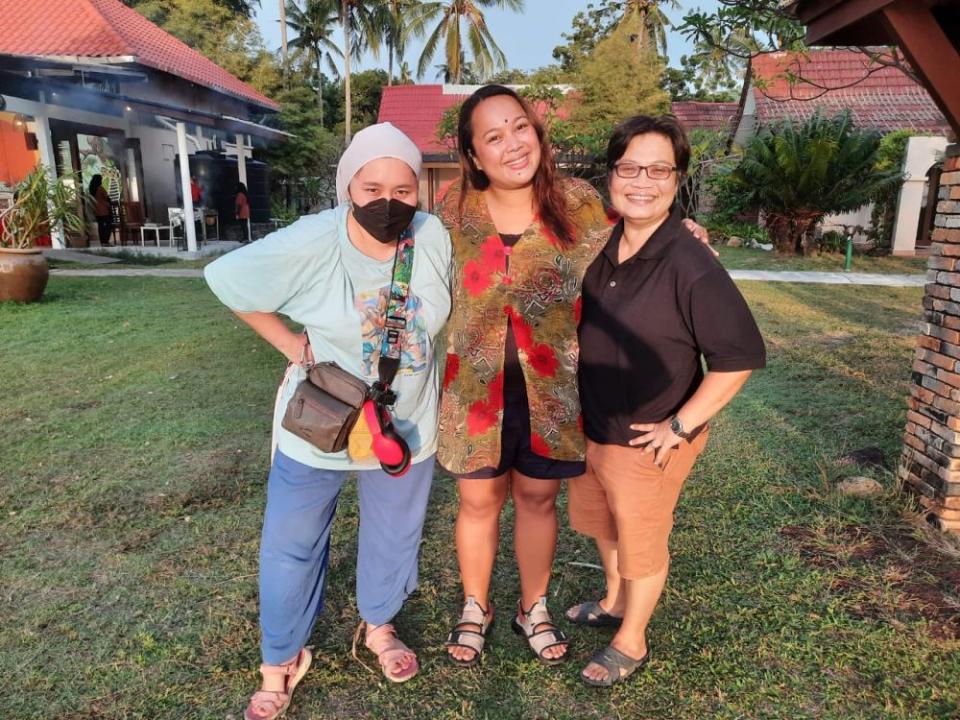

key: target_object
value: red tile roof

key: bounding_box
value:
[0,0,278,110]
[749,49,948,134]
[671,101,739,132]
[378,85,464,154]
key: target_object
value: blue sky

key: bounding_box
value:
[253,1,723,77]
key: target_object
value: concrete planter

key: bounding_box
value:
[0,247,49,303]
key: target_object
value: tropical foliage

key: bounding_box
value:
[0,166,86,249]
[552,0,677,72]
[729,111,902,255]
[567,12,669,140]
[409,0,524,84]
[285,0,342,127]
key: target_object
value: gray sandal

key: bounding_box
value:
[511,596,570,666]
[445,596,493,668]
[581,644,650,687]
[565,599,623,628]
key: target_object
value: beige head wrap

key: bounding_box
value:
[335,122,422,204]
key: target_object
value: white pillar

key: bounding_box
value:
[892,135,950,256]
[176,121,198,252]
[236,132,248,186]
[33,112,65,249]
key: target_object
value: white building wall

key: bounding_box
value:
[892,135,949,256]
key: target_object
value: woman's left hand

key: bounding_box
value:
[628,420,681,465]
[682,219,718,257]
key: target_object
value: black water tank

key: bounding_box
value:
[175,151,271,224]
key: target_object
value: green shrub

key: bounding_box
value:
[819,230,847,253]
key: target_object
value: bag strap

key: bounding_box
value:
[371,226,415,407]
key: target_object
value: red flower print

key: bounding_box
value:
[443,353,460,390]
[573,296,582,326]
[462,259,492,297]
[605,205,621,225]
[505,306,534,351]
[526,343,559,377]
[486,371,505,409]
[480,235,507,274]
[530,432,551,457]
[577,414,584,432]
[467,399,498,436]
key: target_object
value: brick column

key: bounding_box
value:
[899,143,960,531]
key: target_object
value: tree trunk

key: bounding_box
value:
[767,212,820,255]
[388,38,394,86]
[342,0,352,144]
[315,52,324,128]
[279,0,288,70]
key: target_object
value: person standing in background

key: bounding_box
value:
[236,182,251,243]
[89,174,112,247]
[190,176,203,206]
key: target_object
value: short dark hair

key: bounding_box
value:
[606,115,691,175]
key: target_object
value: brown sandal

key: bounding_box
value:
[244,647,312,720]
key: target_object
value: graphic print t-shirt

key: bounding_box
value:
[204,204,452,470]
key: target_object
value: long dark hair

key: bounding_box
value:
[235,182,248,198]
[88,174,103,196]
[456,85,575,249]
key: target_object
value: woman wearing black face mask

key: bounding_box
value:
[205,123,452,719]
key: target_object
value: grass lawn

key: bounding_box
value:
[2,277,959,720]
[716,245,929,275]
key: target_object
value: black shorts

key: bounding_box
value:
[445,322,585,481]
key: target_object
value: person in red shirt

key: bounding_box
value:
[235,182,251,243]
[190,176,202,205]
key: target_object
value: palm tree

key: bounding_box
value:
[372,1,424,86]
[730,111,902,255]
[411,0,524,84]
[618,0,679,58]
[338,0,382,143]
[689,25,758,93]
[286,0,342,128]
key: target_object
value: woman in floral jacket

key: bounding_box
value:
[438,85,612,667]
[438,86,710,669]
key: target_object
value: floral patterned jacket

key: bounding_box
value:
[436,177,613,474]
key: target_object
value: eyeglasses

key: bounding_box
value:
[612,162,678,180]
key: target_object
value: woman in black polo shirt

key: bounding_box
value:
[568,115,765,687]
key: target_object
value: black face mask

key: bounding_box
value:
[352,198,417,244]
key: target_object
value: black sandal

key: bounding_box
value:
[565,599,623,628]
[445,597,493,668]
[511,596,570,666]
[581,644,650,687]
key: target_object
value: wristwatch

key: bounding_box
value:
[670,415,691,439]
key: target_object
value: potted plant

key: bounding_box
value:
[0,165,85,302]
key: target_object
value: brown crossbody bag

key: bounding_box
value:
[280,229,414,453]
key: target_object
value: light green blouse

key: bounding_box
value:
[204,204,452,470]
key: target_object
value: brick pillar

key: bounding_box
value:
[899,143,960,531]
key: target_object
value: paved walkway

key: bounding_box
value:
[48,267,928,287]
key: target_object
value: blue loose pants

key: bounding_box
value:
[258,450,435,664]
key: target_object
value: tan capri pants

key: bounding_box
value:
[568,430,709,580]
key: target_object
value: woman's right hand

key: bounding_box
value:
[284,333,314,367]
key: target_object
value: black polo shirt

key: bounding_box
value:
[578,207,765,447]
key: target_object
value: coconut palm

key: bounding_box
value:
[411,0,524,84]
[688,25,758,93]
[730,111,902,255]
[618,0,679,58]
[338,0,383,142]
[286,0,342,127]
[371,0,425,86]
